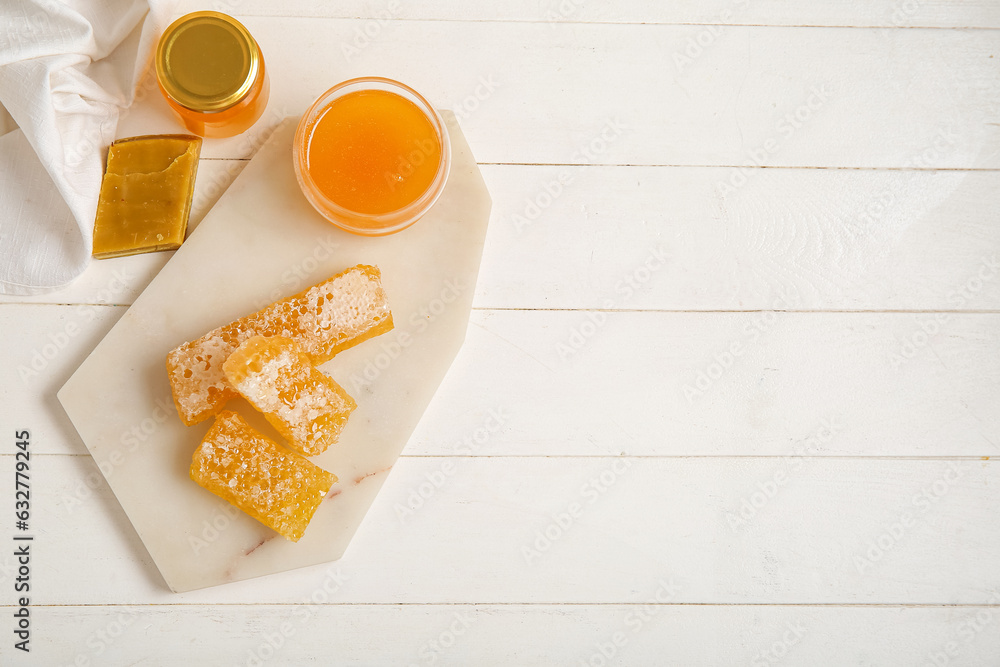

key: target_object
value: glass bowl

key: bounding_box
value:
[293,77,451,236]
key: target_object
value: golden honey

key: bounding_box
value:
[307,90,441,215]
[166,264,393,426]
[223,336,357,457]
[190,411,336,542]
[294,78,451,236]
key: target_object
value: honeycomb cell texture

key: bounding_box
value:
[190,410,337,542]
[167,264,392,425]
[223,335,357,456]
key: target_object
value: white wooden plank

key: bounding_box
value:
[0,305,123,457]
[4,163,999,310]
[11,603,1000,666]
[477,165,1000,311]
[409,311,1000,457]
[6,306,997,456]
[114,21,1000,168]
[1,455,996,605]
[176,0,1000,29]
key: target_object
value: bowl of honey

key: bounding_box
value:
[293,77,451,236]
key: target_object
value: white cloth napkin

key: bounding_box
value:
[0,0,174,295]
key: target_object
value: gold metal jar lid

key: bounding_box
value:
[156,11,260,113]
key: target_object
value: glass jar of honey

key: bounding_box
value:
[155,11,270,138]
[293,78,451,236]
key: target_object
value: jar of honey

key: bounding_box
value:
[293,78,451,236]
[155,11,270,138]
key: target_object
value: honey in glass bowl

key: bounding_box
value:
[294,78,451,236]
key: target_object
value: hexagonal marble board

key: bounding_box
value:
[58,112,491,592]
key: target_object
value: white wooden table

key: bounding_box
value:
[2,1,1000,664]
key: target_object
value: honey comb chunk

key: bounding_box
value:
[223,336,357,456]
[92,134,202,259]
[167,264,392,426]
[190,411,337,542]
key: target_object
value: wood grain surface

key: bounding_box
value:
[0,1,997,664]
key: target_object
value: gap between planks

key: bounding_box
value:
[198,157,1000,172]
[216,15,1000,31]
[4,602,1000,608]
[478,164,1000,171]
[3,304,1000,314]
[5,454,993,460]
[473,308,1000,314]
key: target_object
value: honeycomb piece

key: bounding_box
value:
[167,264,392,426]
[92,135,201,259]
[223,336,357,456]
[190,411,337,542]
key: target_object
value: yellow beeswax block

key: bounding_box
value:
[190,411,337,542]
[167,264,392,426]
[92,134,201,259]
[224,336,357,457]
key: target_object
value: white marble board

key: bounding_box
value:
[57,112,492,592]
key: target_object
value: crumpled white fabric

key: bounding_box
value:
[0,0,174,295]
